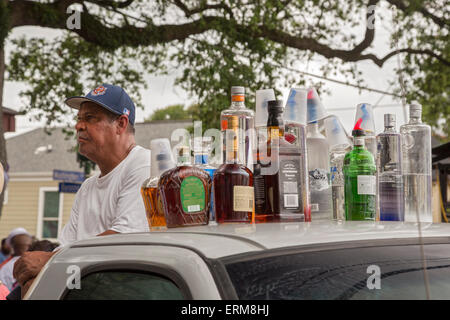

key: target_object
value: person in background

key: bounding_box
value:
[0,238,11,264]
[0,228,32,290]
[5,239,59,300]
[14,84,151,298]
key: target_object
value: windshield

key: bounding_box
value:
[222,240,450,300]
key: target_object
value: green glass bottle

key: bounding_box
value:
[344,118,376,220]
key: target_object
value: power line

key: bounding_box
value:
[328,103,405,112]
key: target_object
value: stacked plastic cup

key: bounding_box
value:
[150,138,175,178]
[307,87,328,124]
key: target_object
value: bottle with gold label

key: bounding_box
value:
[159,144,211,227]
[214,115,254,223]
[141,138,175,229]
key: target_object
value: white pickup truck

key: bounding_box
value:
[25,221,450,300]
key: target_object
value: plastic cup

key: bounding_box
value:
[284,88,308,125]
[307,87,328,123]
[150,138,175,177]
[324,115,351,149]
[354,103,375,134]
[255,89,276,127]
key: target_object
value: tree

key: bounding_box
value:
[0,0,448,214]
[145,104,191,121]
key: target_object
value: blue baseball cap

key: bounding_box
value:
[65,84,136,125]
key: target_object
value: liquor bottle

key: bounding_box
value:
[400,103,432,222]
[254,100,308,222]
[377,114,405,221]
[214,115,254,223]
[193,136,217,223]
[344,118,376,221]
[284,88,310,221]
[221,86,255,171]
[141,138,175,229]
[325,116,352,221]
[354,103,377,159]
[307,121,332,220]
[158,144,211,227]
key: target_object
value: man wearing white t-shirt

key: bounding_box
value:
[13,84,151,297]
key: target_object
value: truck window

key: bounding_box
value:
[64,271,185,300]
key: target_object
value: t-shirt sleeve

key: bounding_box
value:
[57,189,81,247]
[110,164,150,234]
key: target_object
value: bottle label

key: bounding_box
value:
[180,176,206,213]
[233,186,254,212]
[309,168,329,191]
[357,175,376,195]
[279,159,302,210]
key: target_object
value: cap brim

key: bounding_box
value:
[65,96,122,117]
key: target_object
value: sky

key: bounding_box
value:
[2,5,409,138]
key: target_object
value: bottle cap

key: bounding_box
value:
[283,88,307,125]
[354,103,375,134]
[307,87,328,123]
[409,101,422,119]
[324,115,351,148]
[384,114,396,128]
[150,138,175,177]
[267,100,284,114]
[352,118,365,137]
[255,89,276,127]
[231,86,245,95]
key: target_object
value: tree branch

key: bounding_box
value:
[172,0,234,19]
[386,0,449,28]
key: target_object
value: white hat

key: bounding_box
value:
[6,227,31,247]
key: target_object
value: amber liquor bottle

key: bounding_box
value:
[159,145,211,227]
[214,116,254,223]
[141,138,175,229]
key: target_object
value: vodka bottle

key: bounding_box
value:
[400,103,432,222]
[193,137,217,223]
[307,122,332,220]
[377,114,405,221]
[344,119,376,220]
[325,116,352,221]
[221,86,255,171]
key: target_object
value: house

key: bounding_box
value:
[2,106,20,132]
[0,120,193,241]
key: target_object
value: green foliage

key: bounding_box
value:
[145,104,191,121]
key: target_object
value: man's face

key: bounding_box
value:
[75,102,118,161]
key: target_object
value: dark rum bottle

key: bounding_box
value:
[214,116,254,223]
[159,145,211,227]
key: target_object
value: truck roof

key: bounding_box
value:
[63,221,450,259]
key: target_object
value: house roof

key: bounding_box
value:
[1,106,20,115]
[6,120,193,173]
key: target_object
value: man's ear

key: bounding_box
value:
[116,115,129,134]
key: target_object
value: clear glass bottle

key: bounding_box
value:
[158,144,211,227]
[307,121,332,220]
[376,114,405,221]
[400,103,432,222]
[221,86,255,171]
[193,137,217,223]
[344,121,376,221]
[141,139,175,229]
[325,116,352,221]
[214,115,254,223]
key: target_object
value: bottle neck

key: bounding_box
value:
[267,112,285,137]
[231,95,246,109]
[409,116,422,124]
[194,154,209,165]
[384,126,396,133]
[353,137,365,148]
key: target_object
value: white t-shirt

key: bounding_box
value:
[0,256,20,290]
[58,146,151,247]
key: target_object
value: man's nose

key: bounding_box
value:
[75,119,85,131]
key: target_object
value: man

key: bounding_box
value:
[13,84,151,297]
[0,228,32,290]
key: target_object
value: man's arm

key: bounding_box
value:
[97,230,119,236]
